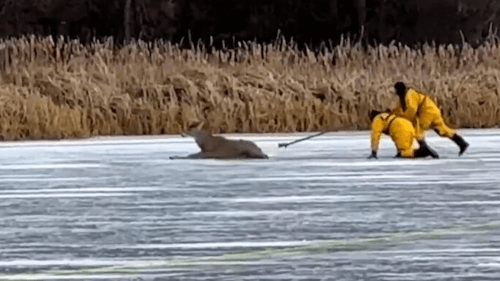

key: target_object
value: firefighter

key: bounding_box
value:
[368,110,439,159]
[390,81,469,156]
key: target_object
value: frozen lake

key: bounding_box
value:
[0,129,499,280]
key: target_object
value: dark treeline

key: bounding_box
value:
[0,0,499,48]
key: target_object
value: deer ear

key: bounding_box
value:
[187,121,204,131]
[196,121,205,131]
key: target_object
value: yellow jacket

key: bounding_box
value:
[371,113,416,155]
[391,88,441,121]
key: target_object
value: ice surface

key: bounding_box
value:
[0,129,499,280]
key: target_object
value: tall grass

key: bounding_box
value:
[0,34,499,140]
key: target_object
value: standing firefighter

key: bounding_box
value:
[368,110,439,159]
[390,82,469,156]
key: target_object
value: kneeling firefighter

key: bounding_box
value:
[390,82,469,156]
[368,110,439,159]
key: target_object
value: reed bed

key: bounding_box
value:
[0,34,499,140]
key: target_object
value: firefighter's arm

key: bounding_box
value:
[369,119,384,158]
[403,90,419,117]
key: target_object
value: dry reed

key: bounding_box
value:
[0,34,499,140]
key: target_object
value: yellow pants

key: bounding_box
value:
[391,119,416,158]
[414,111,456,140]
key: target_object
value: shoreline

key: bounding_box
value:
[0,128,492,148]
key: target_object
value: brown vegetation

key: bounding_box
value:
[0,35,499,141]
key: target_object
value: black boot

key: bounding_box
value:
[417,139,427,148]
[416,140,439,159]
[414,146,439,159]
[425,144,439,159]
[451,134,469,156]
[413,147,426,158]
